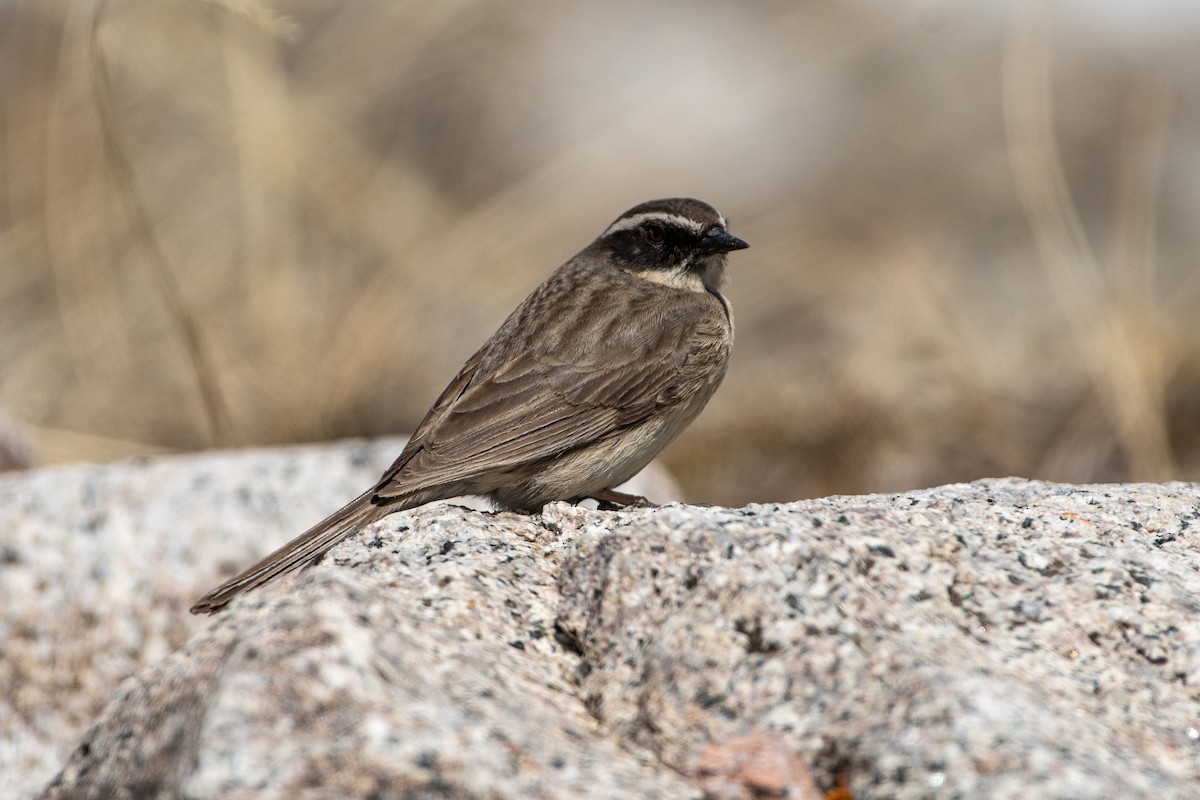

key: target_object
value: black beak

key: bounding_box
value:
[699,227,749,254]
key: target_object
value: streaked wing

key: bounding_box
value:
[373,270,727,498]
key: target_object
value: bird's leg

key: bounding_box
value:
[588,487,657,511]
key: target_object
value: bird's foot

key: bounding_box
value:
[587,488,657,511]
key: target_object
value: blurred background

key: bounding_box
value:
[1,0,1198,504]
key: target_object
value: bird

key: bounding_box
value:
[190,198,748,614]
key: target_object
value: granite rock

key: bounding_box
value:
[38,514,692,799]
[0,439,678,799]
[556,481,1200,798]
[5,444,1199,798]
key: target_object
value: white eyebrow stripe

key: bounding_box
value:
[603,212,713,237]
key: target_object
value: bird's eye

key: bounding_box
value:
[643,222,666,244]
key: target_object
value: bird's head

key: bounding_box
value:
[592,198,748,293]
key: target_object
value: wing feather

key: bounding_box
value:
[373,264,728,499]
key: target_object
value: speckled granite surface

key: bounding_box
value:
[4,444,1198,798]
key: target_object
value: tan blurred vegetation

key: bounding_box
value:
[1,0,1198,504]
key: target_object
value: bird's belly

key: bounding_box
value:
[490,379,721,510]
[542,422,674,496]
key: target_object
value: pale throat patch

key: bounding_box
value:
[635,254,726,294]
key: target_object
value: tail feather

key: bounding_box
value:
[190,490,391,614]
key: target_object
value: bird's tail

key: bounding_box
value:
[190,489,389,614]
